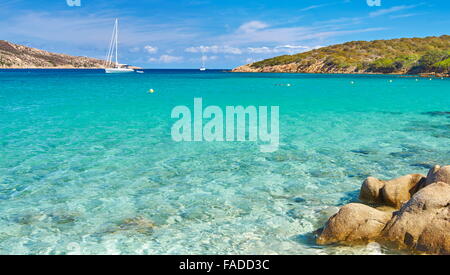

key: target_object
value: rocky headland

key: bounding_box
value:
[233,35,450,78]
[0,40,139,69]
[316,165,450,255]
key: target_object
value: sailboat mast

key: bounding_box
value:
[104,18,134,73]
[105,20,115,68]
[201,47,205,67]
[115,19,119,67]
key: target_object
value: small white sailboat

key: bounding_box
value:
[105,19,134,74]
[199,47,206,71]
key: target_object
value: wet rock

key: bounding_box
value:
[316,203,392,245]
[382,182,450,254]
[320,206,340,221]
[425,165,450,186]
[360,174,426,208]
[317,164,450,254]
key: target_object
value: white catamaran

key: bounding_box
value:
[105,19,135,73]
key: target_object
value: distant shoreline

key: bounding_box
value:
[0,67,105,70]
[231,71,449,78]
[0,68,227,71]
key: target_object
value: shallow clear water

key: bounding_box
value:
[0,69,449,254]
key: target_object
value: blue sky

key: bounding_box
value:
[1,0,449,68]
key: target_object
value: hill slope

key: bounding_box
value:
[0,40,106,68]
[233,35,450,76]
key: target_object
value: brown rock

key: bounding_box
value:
[360,174,426,208]
[425,165,450,186]
[316,203,392,245]
[382,182,450,254]
[360,177,385,203]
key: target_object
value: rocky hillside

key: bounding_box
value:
[233,35,450,76]
[0,40,106,68]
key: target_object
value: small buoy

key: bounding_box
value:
[415,79,419,81]
[148,89,155,93]
[286,83,292,87]
[350,81,355,84]
[429,78,432,81]
[389,80,393,83]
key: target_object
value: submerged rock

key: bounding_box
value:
[316,203,392,245]
[410,162,435,169]
[382,182,450,254]
[360,174,426,208]
[104,216,156,236]
[293,197,306,203]
[350,149,372,155]
[120,217,156,235]
[421,111,450,117]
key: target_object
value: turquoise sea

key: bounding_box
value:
[0,69,449,255]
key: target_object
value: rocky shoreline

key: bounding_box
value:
[315,165,450,255]
[231,64,450,78]
[232,36,450,77]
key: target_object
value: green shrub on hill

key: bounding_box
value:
[250,35,450,74]
[433,58,450,72]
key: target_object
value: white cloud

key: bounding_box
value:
[194,55,218,63]
[369,5,417,17]
[237,21,269,34]
[247,45,315,54]
[205,55,218,61]
[0,11,201,49]
[185,44,322,58]
[149,55,183,63]
[185,45,243,54]
[390,13,420,19]
[144,45,158,54]
[300,4,328,12]
[129,47,141,53]
[247,46,272,54]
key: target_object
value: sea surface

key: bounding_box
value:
[0,69,449,255]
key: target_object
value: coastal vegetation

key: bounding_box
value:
[233,35,450,76]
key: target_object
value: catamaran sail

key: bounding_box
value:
[105,19,134,73]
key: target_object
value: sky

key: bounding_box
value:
[0,0,449,68]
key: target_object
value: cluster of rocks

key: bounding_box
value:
[316,165,450,255]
